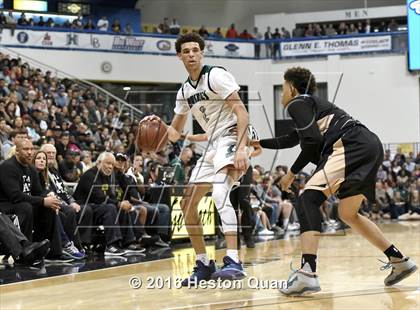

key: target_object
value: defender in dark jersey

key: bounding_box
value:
[253,67,417,296]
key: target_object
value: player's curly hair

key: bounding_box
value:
[284,67,317,95]
[175,33,205,53]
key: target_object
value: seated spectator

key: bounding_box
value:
[33,150,85,260]
[357,22,364,33]
[169,19,180,35]
[73,152,145,255]
[56,131,71,161]
[388,19,398,32]
[37,16,45,27]
[348,23,359,34]
[0,212,50,265]
[0,139,62,258]
[2,128,28,160]
[81,150,94,172]
[126,154,145,194]
[97,16,109,32]
[170,147,192,185]
[292,26,305,38]
[111,19,122,33]
[41,144,93,249]
[58,149,83,183]
[226,23,238,38]
[365,20,371,33]
[305,24,314,37]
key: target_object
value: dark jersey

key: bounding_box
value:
[260,95,361,174]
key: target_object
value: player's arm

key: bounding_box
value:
[184,133,208,142]
[167,113,188,142]
[225,91,249,171]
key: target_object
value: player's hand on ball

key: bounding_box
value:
[280,170,295,192]
[234,147,249,172]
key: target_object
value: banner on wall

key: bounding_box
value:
[171,196,215,240]
[280,35,392,57]
[1,29,256,58]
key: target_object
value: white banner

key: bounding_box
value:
[1,29,256,58]
[280,35,392,57]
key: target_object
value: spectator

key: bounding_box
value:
[0,212,50,265]
[357,22,364,33]
[281,27,291,39]
[17,13,28,26]
[325,24,337,36]
[338,22,347,35]
[170,147,192,184]
[378,21,387,32]
[162,17,170,34]
[264,26,272,58]
[272,28,281,59]
[169,19,180,35]
[305,24,314,37]
[251,26,263,58]
[111,19,122,33]
[5,11,17,35]
[348,23,359,34]
[37,16,45,27]
[226,23,238,38]
[73,152,144,255]
[84,18,95,30]
[365,20,371,33]
[198,25,209,38]
[239,29,253,40]
[388,19,399,32]
[58,149,82,183]
[0,139,62,258]
[124,23,133,35]
[2,128,28,160]
[97,16,109,32]
[292,25,305,38]
[213,27,223,38]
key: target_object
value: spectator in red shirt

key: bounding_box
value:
[239,29,254,40]
[226,23,239,39]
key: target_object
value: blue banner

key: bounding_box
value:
[408,0,420,70]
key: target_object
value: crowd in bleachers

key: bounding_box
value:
[0,52,418,267]
[0,10,134,35]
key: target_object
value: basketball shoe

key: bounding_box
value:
[181,260,216,286]
[279,263,321,296]
[211,256,246,280]
[381,257,418,286]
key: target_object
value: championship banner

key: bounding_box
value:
[2,29,256,58]
[280,35,392,57]
[171,196,215,240]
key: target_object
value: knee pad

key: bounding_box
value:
[296,190,326,233]
[212,173,237,233]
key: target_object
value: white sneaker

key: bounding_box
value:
[287,223,300,231]
[259,229,274,236]
[381,257,418,286]
[280,263,321,296]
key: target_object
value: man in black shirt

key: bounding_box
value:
[0,139,62,257]
[73,152,144,256]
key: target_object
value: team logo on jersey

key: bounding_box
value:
[226,144,236,157]
[17,32,29,44]
[187,91,209,107]
[410,0,420,14]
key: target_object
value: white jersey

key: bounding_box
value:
[174,65,240,139]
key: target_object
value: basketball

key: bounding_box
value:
[136,116,169,152]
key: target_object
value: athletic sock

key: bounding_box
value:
[384,244,404,260]
[282,218,289,229]
[196,253,210,266]
[301,254,317,273]
[226,249,239,263]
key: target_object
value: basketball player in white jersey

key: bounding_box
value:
[146,33,250,284]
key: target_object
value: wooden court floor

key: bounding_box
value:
[0,222,419,310]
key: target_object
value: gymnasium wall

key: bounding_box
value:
[8,47,420,171]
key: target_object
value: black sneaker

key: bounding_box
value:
[154,237,170,248]
[181,260,216,286]
[104,245,129,256]
[245,236,255,248]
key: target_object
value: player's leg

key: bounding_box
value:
[280,189,327,296]
[211,167,248,280]
[180,182,215,286]
[338,194,417,286]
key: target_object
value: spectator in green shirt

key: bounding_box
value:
[170,147,193,184]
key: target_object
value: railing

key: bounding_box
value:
[0,27,408,60]
[0,45,144,122]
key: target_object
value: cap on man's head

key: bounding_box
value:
[115,153,128,161]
